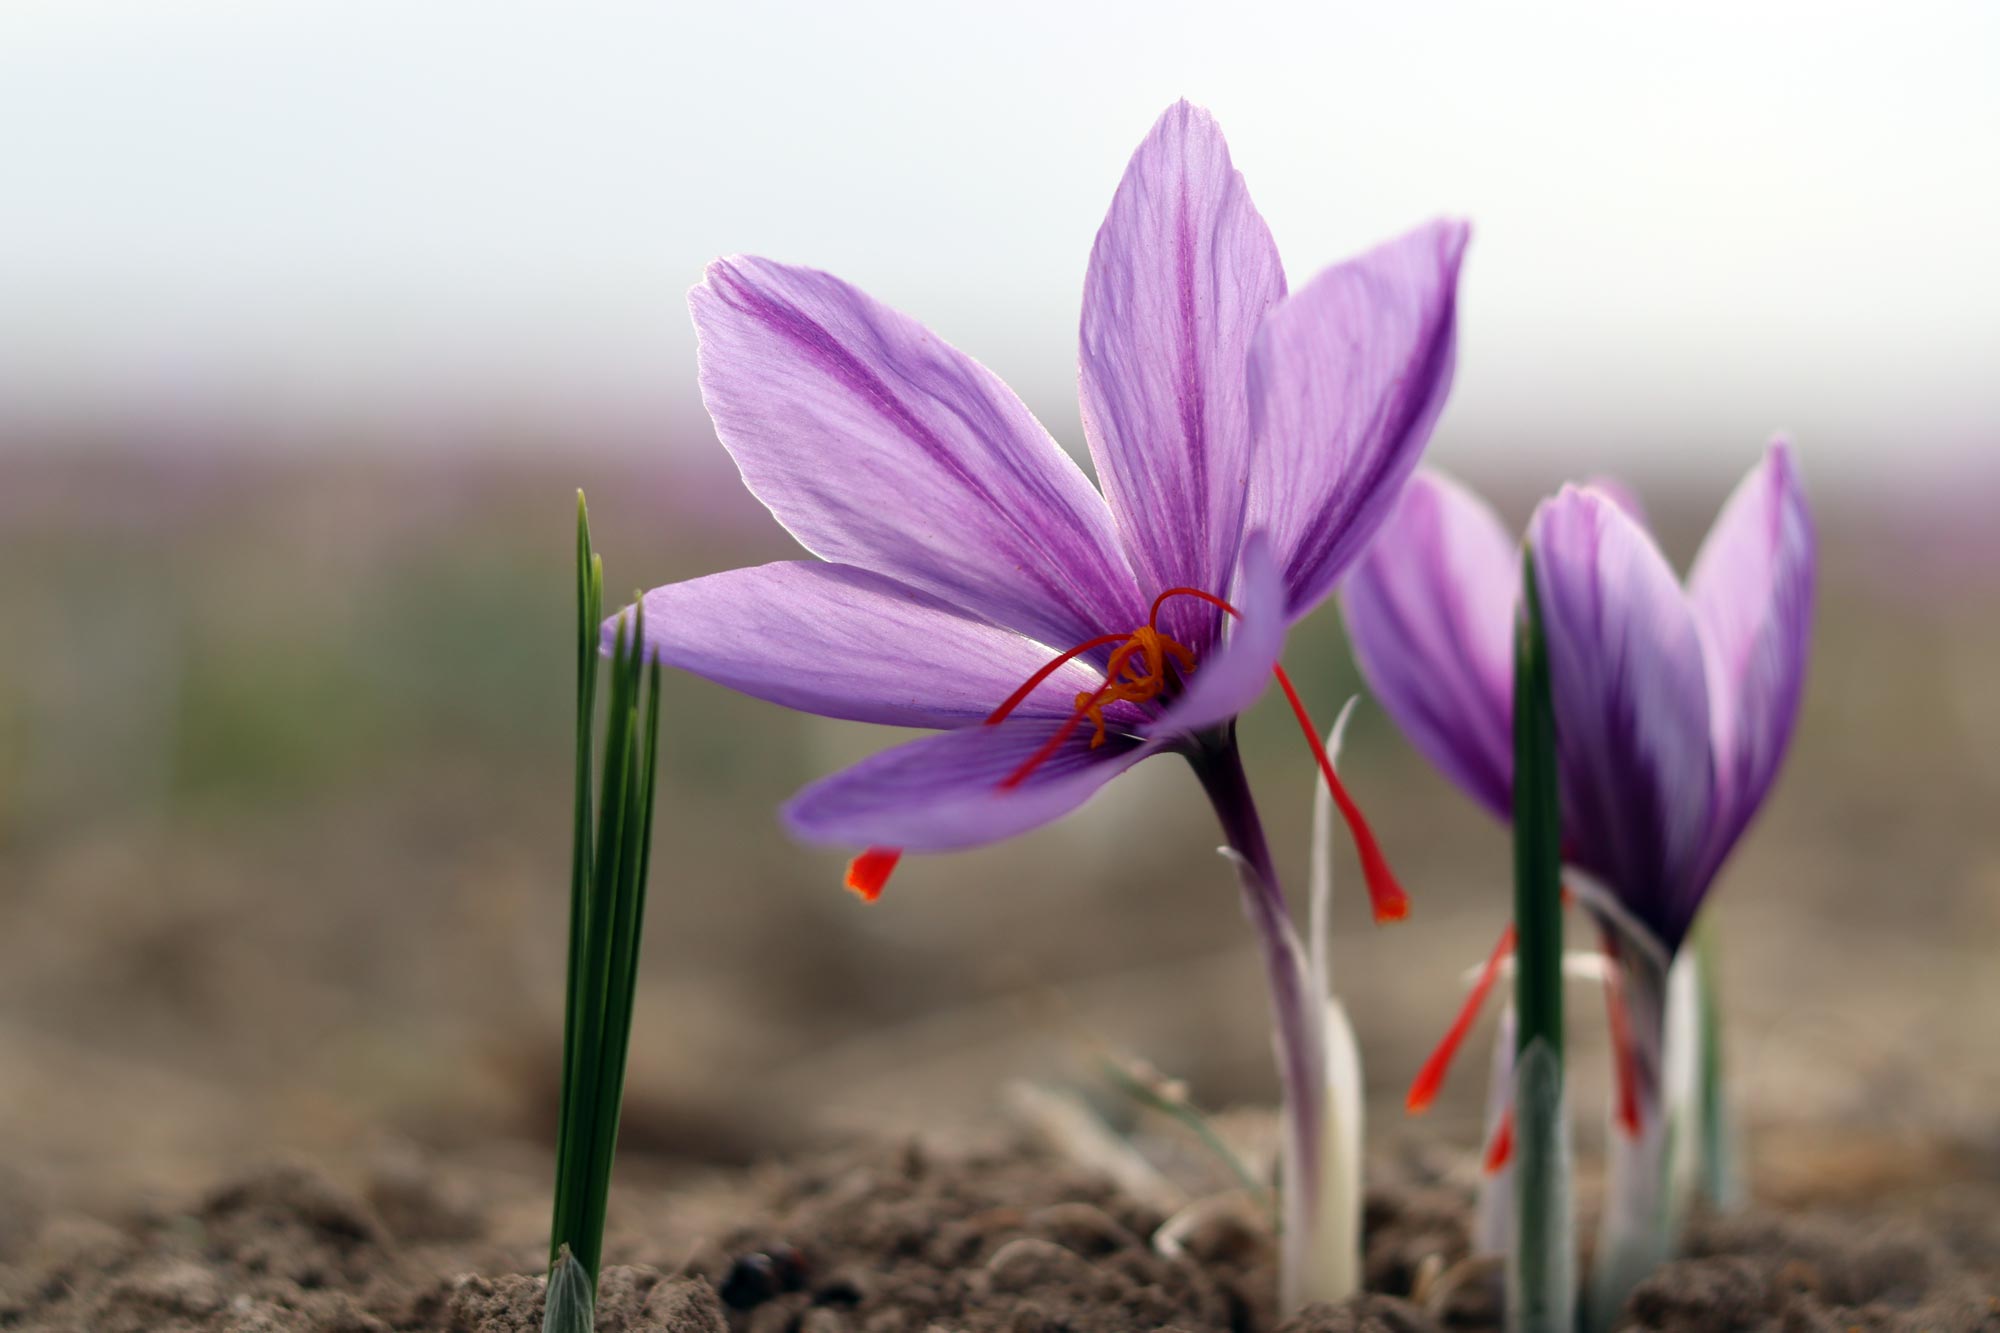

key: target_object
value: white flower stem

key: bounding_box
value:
[1584,938,1675,1333]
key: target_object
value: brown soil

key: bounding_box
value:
[2,1139,1994,1333]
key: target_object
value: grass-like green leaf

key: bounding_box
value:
[1509,546,1575,1333]
[548,493,663,1294]
[1509,1037,1574,1333]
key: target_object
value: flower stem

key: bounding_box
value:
[1186,731,1328,1314]
[1584,938,1672,1333]
[1692,917,1741,1210]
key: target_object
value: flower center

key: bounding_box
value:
[1071,624,1197,745]
[984,586,1227,791]
[846,587,1413,931]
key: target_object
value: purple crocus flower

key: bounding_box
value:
[617,101,1467,1311]
[1342,442,1812,1318]
[624,101,1465,915]
[1341,440,1814,956]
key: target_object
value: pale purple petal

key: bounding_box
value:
[1687,439,1815,880]
[1339,471,1518,820]
[1147,530,1286,738]
[1246,219,1470,618]
[692,256,1145,651]
[1079,100,1285,654]
[616,563,1106,729]
[1587,475,1650,528]
[783,720,1163,851]
[1531,486,1714,949]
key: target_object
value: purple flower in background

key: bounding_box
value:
[1341,440,1814,954]
[621,101,1467,912]
[1351,443,1812,1314]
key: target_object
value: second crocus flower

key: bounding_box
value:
[1343,441,1813,951]
[1341,440,1814,1326]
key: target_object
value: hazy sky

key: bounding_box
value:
[2,1,1995,483]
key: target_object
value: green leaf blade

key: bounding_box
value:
[1509,546,1575,1333]
[549,501,663,1291]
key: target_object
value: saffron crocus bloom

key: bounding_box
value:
[1341,441,1813,1323]
[619,101,1467,1311]
[1342,441,1813,954]
[626,100,1466,894]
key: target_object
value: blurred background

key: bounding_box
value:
[3,0,1997,1211]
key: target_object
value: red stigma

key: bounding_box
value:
[1407,923,1516,1114]
[1273,665,1411,924]
[1483,1106,1515,1174]
[982,594,1415,938]
[1148,585,1239,624]
[1602,959,1643,1137]
[844,846,901,902]
[984,632,1129,727]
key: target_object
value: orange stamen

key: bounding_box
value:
[1273,665,1410,924]
[1602,961,1643,1137]
[844,846,901,902]
[1407,923,1516,1113]
[1483,1105,1516,1173]
[1070,627,1196,747]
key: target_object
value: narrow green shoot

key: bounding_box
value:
[1509,546,1574,1333]
[546,493,663,1330]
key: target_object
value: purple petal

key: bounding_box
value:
[692,256,1145,651]
[1246,219,1470,619]
[1687,439,1815,880]
[1079,101,1285,653]
[1147,529,1286,738]
[616,563,1106,728]
[1339,471,1518,820]
[1586,475,1650,528]
[783,720,1163,851]
[1531,486,1714,950]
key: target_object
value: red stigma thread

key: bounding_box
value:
[983,632,1130,727]
[1602,956,1643,1137]
[983,590,1414,935]
[1483,1106,1516,1173]
[1407,924,1516,1113]
[844,846,901,902]
[1273,665,1410,925]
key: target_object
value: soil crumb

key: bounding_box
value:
[0,1143,1993,1332]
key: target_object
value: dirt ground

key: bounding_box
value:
[1,450,1997,1328]
[3,1132,1996,1332]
